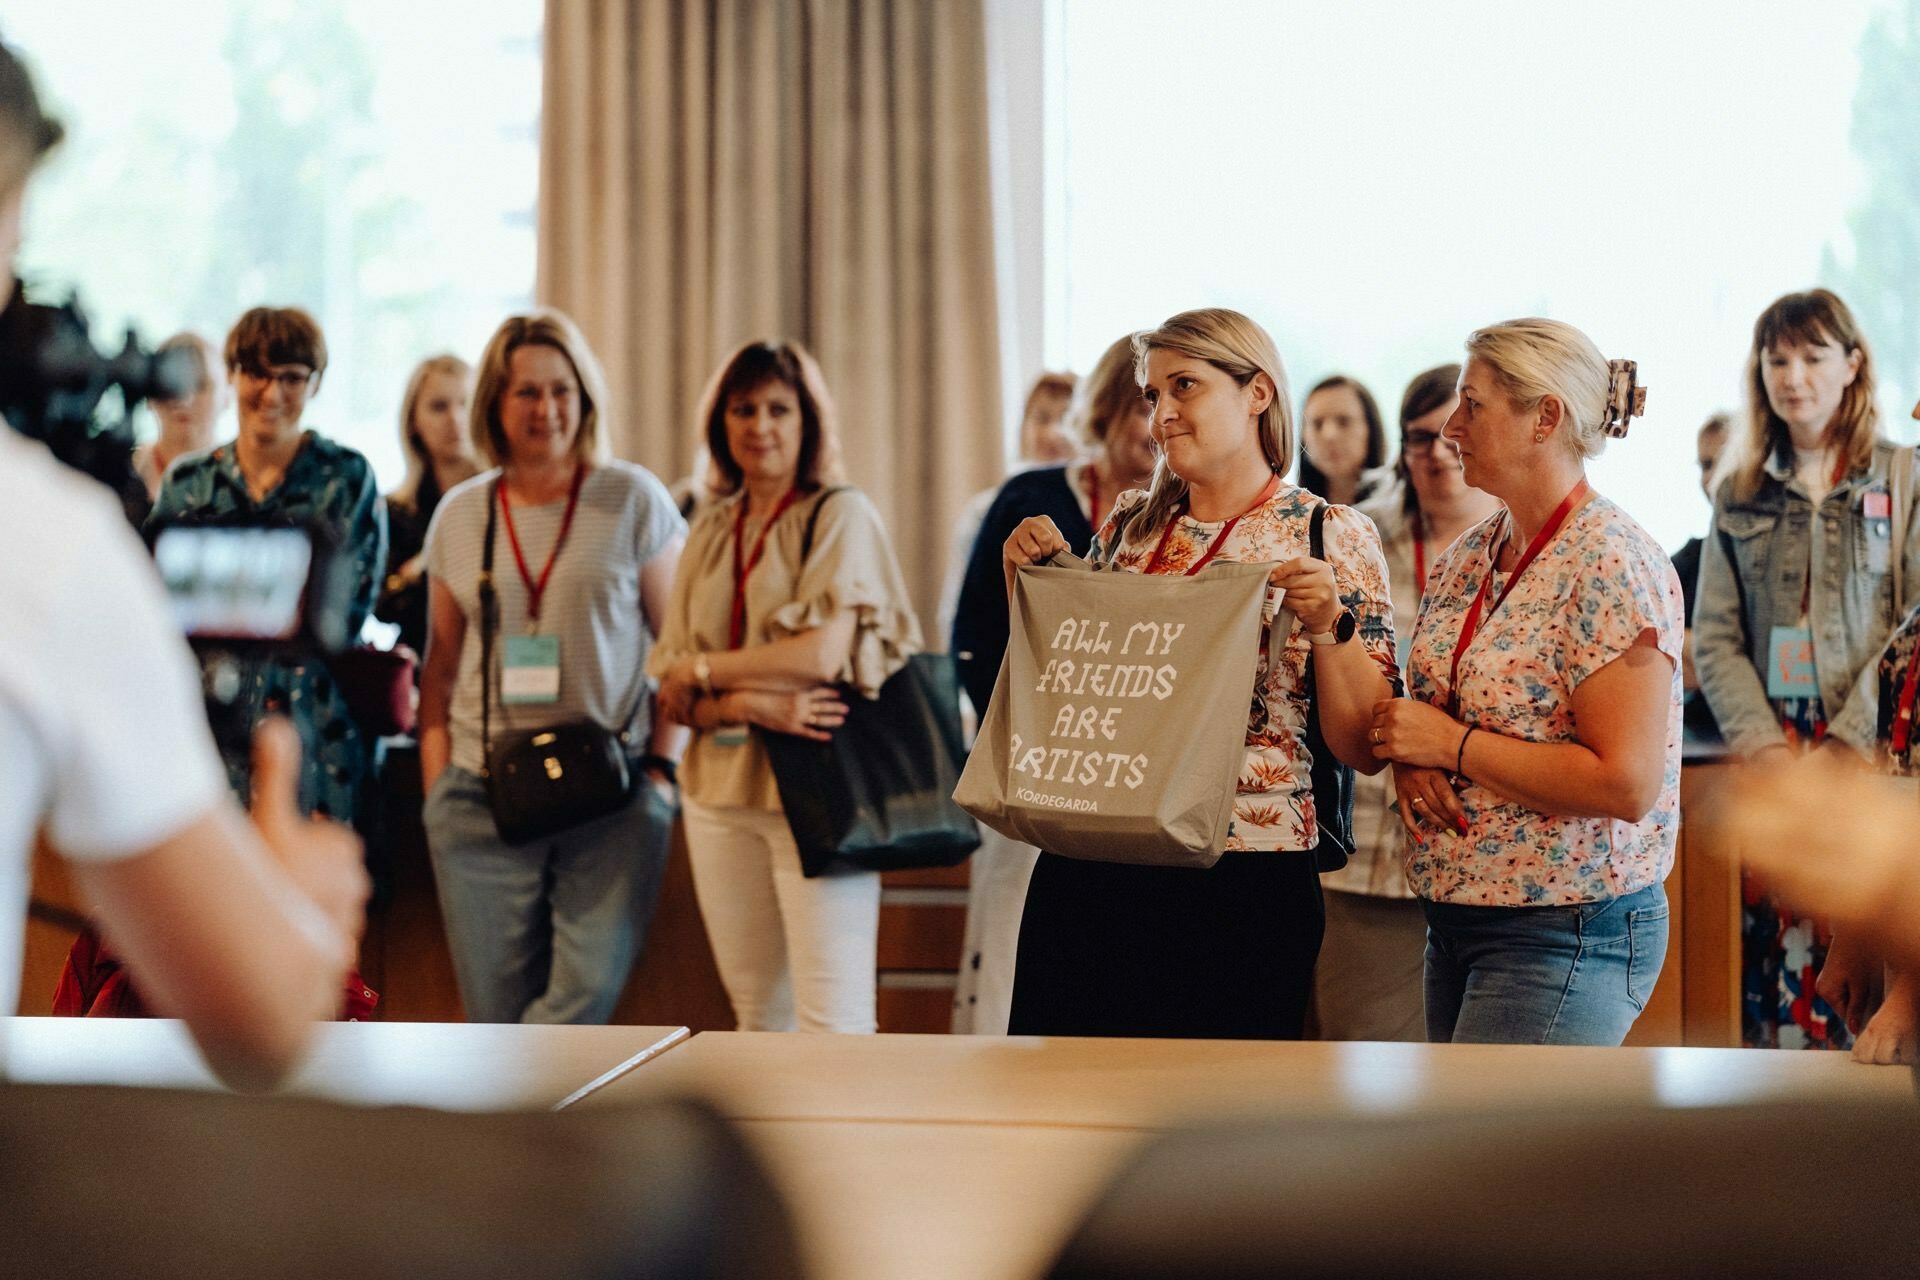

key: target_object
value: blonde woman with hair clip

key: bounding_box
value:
[1693,287,1920,1051]
[417,309,686,1024]
[1001,308,1397,1039]
[1370,318,1682,1046]
[950,334,1158,1034]
[377,353,479,658]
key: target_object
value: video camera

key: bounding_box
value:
[3,280,377,749]
[0,279,200,522]
[148,518,359,753]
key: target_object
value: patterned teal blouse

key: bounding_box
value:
[147,430,388,822]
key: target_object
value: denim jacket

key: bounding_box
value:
[1694,439,1920,756]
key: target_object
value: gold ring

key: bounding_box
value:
[1411,797,1425,807]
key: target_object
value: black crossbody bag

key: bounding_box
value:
[478,478,641,844]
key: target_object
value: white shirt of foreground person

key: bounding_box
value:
[0,428,227,1030]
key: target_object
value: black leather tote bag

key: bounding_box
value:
[761,489,980,877]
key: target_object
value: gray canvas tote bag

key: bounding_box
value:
[954,552,1277,868]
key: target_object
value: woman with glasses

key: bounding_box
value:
[1313,364,1500,1041]
[148,306,387,825]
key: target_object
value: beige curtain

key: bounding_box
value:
[539,0,1006,635]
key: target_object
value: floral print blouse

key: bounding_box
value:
[1404,494,1683,906]
[1093,481,1397,852]
[147,430,387,822]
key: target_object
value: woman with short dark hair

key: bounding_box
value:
[147,306,387,825]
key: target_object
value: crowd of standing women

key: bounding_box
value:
[119,281,1920,1061]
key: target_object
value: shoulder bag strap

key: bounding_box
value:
[1097,501,1135,569]
[1274,501,1330,677]
[1893,444,1914,619]
[799,485,852,563]
[478,478,500,777]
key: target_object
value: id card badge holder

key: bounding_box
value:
[502,634,561,704]
[713,725,750,748]
[1766,626,1818,700]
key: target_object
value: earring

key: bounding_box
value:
[1533,432,1545,444]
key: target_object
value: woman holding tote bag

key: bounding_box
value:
[1000,308,1398,1039]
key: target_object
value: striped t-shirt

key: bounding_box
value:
[424,460,685,775]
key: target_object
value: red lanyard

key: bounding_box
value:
[1413,526,1428,596]
[1143,472,1280,576]
[1445,480,1588,713]
[497,463,588,628]
[730,489,802,649]
[1893,632,1920,755]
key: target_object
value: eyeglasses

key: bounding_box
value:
[1404,429,1451,456]
[239,365,316,394]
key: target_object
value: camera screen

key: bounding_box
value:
[154,526,312,641]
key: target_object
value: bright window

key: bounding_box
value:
[7,0,541,486]
[1052,0,1914,550]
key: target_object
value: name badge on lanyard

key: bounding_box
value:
[502,635,561,703]
[1766,625,1818,699]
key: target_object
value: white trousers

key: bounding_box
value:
[680,795,880,1034]
[951,826,1039,1034]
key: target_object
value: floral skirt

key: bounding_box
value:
[1741,873,1851,1050]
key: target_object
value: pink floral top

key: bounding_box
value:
[1094,482,1397,852]
[1405,495,1684,906]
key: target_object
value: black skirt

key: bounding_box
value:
[1007,850,1325,1040]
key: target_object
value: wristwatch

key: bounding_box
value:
[1306,609,1357,646]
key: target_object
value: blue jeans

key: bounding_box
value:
[1422,882,1670,1045]
[423,766,673,1024]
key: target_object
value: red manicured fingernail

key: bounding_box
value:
[1456,821,1468,835]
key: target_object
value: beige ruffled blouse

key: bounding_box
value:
[648,485,922,810]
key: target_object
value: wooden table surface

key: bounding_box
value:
[574,1031,1918,1280]
[579,1030,1916,1128]
[0,1017,690,1112]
